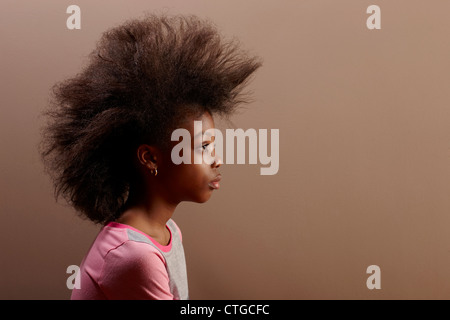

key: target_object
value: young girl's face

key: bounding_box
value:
[158,111,222,204]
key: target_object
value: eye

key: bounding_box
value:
[202,142,215,151]
[201,143,210,150]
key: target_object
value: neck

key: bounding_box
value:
[117,179,178,239]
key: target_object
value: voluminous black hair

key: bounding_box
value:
[40,14,261,224]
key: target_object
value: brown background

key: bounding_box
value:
[2,0,450,299]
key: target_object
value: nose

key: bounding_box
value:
[212,154,222,168]
[209,143,222,168]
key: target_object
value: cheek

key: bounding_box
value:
[173,164,213,200]
[165,163,209,188]
[183,164,210,187]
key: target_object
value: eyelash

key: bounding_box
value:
[202,142,214,150]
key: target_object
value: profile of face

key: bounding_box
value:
[137,111,223,205]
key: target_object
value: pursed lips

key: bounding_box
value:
[208,174,222,189]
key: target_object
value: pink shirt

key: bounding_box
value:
[71,219,189,300]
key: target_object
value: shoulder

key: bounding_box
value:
[99,240,174,299]
[99,240,168,288]
[105,240,165,268]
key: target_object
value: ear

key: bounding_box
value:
[136,144,158,169]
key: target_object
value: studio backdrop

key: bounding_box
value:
[1,0,450,299]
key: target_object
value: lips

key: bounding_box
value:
[209,174,222,190]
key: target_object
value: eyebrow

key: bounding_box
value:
[194,131,214,140]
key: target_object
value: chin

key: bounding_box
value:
[191,191,213,204]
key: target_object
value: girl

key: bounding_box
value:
[40,14,261,299]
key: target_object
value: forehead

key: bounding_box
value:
[183,111,216,138]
